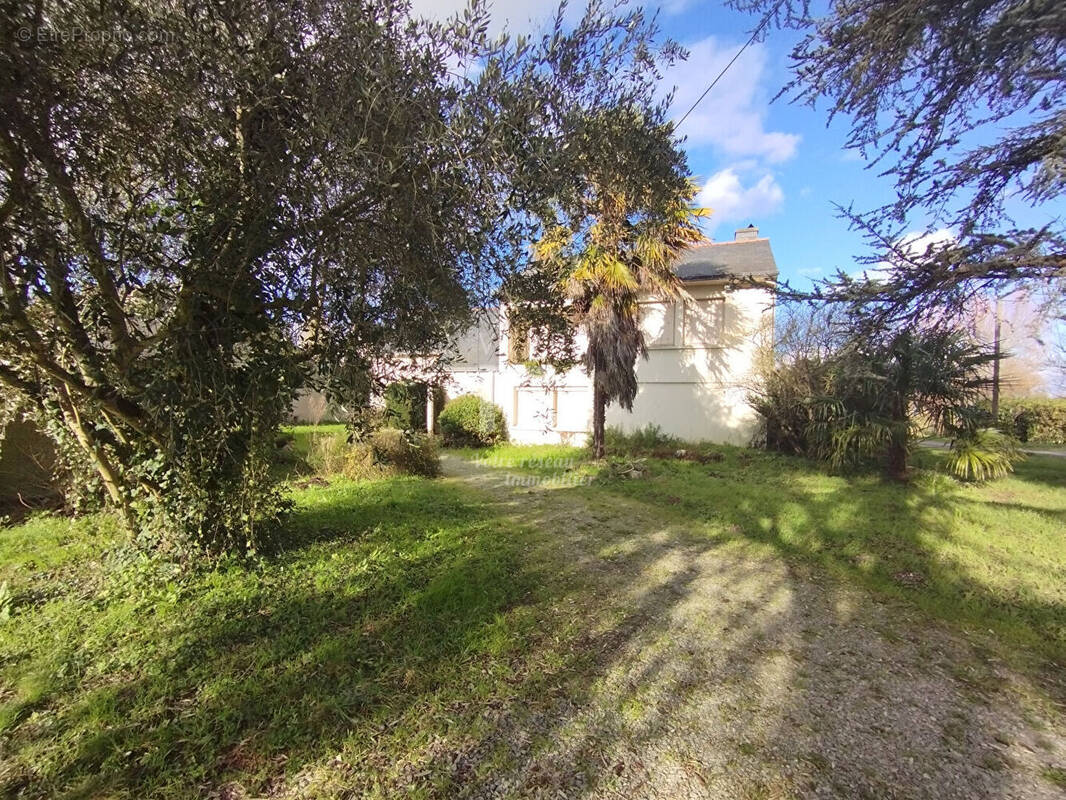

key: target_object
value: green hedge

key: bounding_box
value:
[438,394,508,447]
[995,398,1066,444]
[383,381,445,432]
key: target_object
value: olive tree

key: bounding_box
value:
[0,0,683,552]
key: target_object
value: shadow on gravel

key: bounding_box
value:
[438,452,1066,799]
[7,454,1063,799]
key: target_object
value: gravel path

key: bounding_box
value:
[918,439,1066,458]
[439,454,1066,800]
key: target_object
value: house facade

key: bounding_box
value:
[442,226,777,446]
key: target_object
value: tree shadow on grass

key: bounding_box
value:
[11,469,789,799]
[434,455,1066,798]
[1008,453,1066,490]
[594,450,1066,673]
[6,454,1065,799]
[8,477,540,798]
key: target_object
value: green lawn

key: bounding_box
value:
[0,476,563,798]
[491,441,1066,659]
[0,435,1063,797]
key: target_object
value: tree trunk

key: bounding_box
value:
[592,377,606,458]
[887,404,910,481]
[886,435,908,481]
[56,387,136,530]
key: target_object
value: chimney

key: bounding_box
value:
[734,223,759,241]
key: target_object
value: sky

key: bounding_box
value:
[410,0,1063,295]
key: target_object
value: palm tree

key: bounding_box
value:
[814,328,1005,480]
[540,186,706,457]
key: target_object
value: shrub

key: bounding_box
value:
[752,328,1004,479]
[994,398,1066,444]
[306,427,439,479]
[749,356,833,456]
[369,428,440,477]
[306,430,354,476]
[603,424,681,454]
[383,382,445,432]
[947,428,1025,482]
[438,395,508,447]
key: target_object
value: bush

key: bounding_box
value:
[383,382,445,432]
[369,428,440,477]
[306,427,439,479]
[438,395,508,447]
[306,430,356,476]
[752,328,1007,480]
[994,399,1066,444]
[603,424,681,454]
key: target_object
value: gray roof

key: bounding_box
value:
[674,238,778,282]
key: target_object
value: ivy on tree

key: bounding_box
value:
[0,0,686,553]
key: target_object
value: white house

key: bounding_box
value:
[441,226,777,446]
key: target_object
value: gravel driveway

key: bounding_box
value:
[440,454,1066,800]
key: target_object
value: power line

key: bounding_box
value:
[675,14,772,129]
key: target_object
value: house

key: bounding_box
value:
[442,225,777,446]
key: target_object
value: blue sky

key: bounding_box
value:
[413,0,1064,293]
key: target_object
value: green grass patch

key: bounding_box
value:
[282,423,347,453]
[0,476,554,798]
[472,442,1066,669]
[2,436,1064,797]
[1042,766,1066,789]
[448,442,586,474]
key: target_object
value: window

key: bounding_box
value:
[640,302,675,348]
[683,298,725,346]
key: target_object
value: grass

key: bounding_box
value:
[281,423,347,457]
[1022,442,1066,453]
[0,475,564,798]
[467,438,1066,668]
[0,427,1064,796]
[1043,766,1066,789]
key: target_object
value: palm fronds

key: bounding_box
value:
[947,428,1025,482]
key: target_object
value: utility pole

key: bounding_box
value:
[991,294,1002,417]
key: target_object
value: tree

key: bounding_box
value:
[0,0,684,552]
[756,319,1004,480]
[527,109,706,457]
[732,0,1066,326]
[824,329,1001,480]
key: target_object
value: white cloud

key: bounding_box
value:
[661,0,698,12]
[696,167,784,229]
[407,0,572,36]
[896,228,956,258]
[409,0,693,33]
[665,36,800,163]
